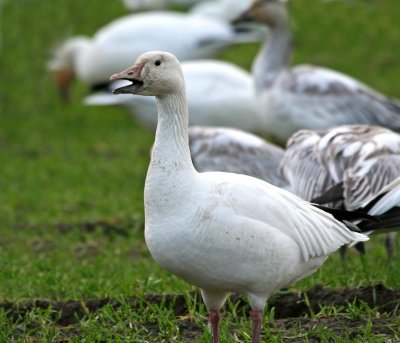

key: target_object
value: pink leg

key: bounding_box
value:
[250,309,263,343]
[209,309,220,343]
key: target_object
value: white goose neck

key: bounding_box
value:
[151,90,195,173]
[252,25,292,91]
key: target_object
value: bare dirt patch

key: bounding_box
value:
[2,284,399,340]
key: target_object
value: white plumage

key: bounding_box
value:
[190,0,252,22]
[49,11,258,100]
[234,0,400,144]
[110,51,369,343]
[85,60,262,132]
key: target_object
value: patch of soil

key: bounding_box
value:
[1,284,399,328]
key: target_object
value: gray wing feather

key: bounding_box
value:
[189,126,288,188]
[283,66,400,130]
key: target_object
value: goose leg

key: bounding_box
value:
[209,310,220,343]
[250,309,263,343]
[339,245,347,262]
[385,232,396,263]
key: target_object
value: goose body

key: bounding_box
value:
[235,0,400,144]
[281,125,400,258]
[281,125,400,209]
[189,126,288,188]
[122,0,198,11]
[85,60,262,132]
[190,0,252,22]
[110,51,369,342]
[49,11,257,100]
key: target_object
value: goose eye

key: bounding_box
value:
[154,60,161,66]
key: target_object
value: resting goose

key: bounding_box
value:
[85,60,262,132]
[110,51,371,343]
[281,125,400,258]
[48,11,259,101]
[233,0,400,145]
[189,126,289,189]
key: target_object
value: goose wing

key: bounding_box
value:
[281,65,400,130]
[190,126,288,188]
[315,126,400,210]
[283,126,400,211]
[201,172,367,262]
[280,130,335,202]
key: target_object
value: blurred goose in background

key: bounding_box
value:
[233,0,400,145]
[48,11,260,101]
[110,50,373,343]
[122,0,167,11]
[190,0,252,22]
[281,125,400,259]
[122,0,198,11]
[85,60,263,132]
[189,126,289,188]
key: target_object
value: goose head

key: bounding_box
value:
[232,0,289,29]
[48,37,90,102]
[110,51,185,97]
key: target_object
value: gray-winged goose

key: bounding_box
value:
[110,51,370,343]
[233,0,400,145]
[281,125,400,259]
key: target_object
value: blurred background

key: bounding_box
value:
[1,0,400,340]
[2,0,399,227]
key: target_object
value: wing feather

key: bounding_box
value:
[189,126,288,188]
[203,173,368,262]
[282,65,400,131]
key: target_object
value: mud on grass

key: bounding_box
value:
[2,284,399,341]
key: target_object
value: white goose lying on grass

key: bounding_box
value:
[48,11,259,101]
[85,60,261,132]
[110,51,376,343]
[233,0,400,145]
[281,125,400,259]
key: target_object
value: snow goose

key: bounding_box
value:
[48,11,259,101]
[85,60,262,132]
[110,51,371,342]
[281,125,400,258]
[233,0,400,145]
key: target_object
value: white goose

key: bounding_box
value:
[233,0,400,144]
[48,11,258,101]
[85,60,262,132]
[110,51,370,343]
[281,125,400,258]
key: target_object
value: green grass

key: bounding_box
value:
[1,0,400,341]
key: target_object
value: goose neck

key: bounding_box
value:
[151,90,195,173]
[252,25,292,91]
